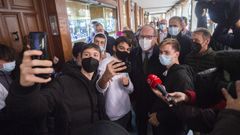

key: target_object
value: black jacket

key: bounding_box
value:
[185,48,216,73]
[166,33,193,64]
[129,46,166,111]
[156,64,194,135]
[208,0,240,27]
[210,109,240,135]
[175,105,218,133]
[5,63,105,135]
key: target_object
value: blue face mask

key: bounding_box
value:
[159,24,167,30]
[168,26,180,36]
[159,54,172,66]
[0,61,16,72]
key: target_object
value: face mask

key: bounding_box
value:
[0,61,16,72]
[159,24,167,30]
[99,46,105,52]
[139,38,152,51]
[81,57,99,73]
[168,27,180,36]
[159,54,172,66]
[116,50,129,61]
[192,42,202,53]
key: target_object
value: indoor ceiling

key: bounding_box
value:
[132,0,181,14]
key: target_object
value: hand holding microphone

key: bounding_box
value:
[147,74,175,106]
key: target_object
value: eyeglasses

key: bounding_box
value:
[139,35,156,40]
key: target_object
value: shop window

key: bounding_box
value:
[66,1,91,42]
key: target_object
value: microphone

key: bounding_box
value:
[147,74,176,107]
[147,74,168,96]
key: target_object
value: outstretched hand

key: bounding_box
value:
[222,81,240,111]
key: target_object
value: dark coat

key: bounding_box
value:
[129,46,166,110]
[208,0,240,27]
[210,109,240,135]
[156,64,195,135]
[174,105,218,133]
[5,63,105,135]
[166,33,193,64]
[129,46,166,135]
[185,48,216,73]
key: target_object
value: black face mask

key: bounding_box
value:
[116,50,129,61]
[192,42,202,53]
[81,57,99,73]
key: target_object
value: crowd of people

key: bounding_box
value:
[0,10,240,135]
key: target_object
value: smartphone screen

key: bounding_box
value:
[29,32,50,79]
[29,32,48,59]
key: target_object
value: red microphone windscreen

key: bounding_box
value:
[147,74,162,88]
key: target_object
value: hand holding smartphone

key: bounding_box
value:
[113,61,131,73]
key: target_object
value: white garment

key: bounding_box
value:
[159,31,168,43]
[0,83,8,110]
[96,56,134,121]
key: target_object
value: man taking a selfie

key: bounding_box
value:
[96,36,134,129]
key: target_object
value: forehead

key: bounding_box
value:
[82,48,100,54]
[117,42,130,48]
[160,44,174,51]
[94,37,106,41]
[140,26,154,35]
[169,19,181,26]
[96,25,103,29]
[192,32,203,39]
[160,20,167,24]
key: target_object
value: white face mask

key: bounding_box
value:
[159,54,172,66]
[139,38,152,51]
[99,46,105,52]
[0,61,16,72]
[168,27,180,36]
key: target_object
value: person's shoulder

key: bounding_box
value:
[107,36,115,40]
[170,64,191,75]
[208,48,217,56]
[182,34,192,41]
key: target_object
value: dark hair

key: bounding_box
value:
[193,27,211,39]
[181,16,188,25]
[115,36,131,47]
[123,30,137,47]
[0,44,15,61]
[92,21,98,25]
[95,23,103,28]
[123,30,135,40]
[72,42,86,58]
[94,33,106,40]
[170,16,183,24]
[81,43,101,57]
[160,38,181,52]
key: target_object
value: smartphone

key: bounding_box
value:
[113,61,131,73]
[29,32,48,59]
[29,32,50,79]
